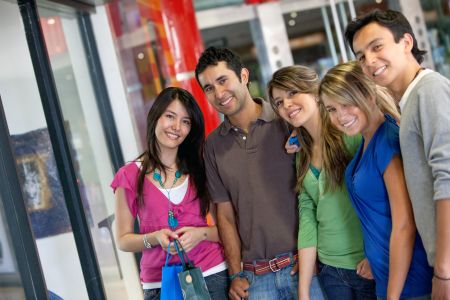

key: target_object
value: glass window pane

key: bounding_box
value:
[38,5,131,300]
[420,0,450,78]
[0,194,25,300]
[0,1,87,299]
[201,21,263,96]
[284,7,337,77]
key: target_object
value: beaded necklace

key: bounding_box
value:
[153,168,181,229]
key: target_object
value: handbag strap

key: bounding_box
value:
[164,242,173,266]
[173,239,194,270]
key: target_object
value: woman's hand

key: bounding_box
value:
[285,131,300,154]
[356,258,374,280]
[155,229,179,255]
[175,227,207,253]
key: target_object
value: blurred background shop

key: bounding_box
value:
[0,0,449,299]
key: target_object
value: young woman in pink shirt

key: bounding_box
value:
[111,87,228,300]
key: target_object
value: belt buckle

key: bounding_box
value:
[268,257,281,272]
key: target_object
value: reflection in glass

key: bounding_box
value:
[0,195,25,300]
[201,21,264,97]
[105,1,169,147]
[38,6,128,300]
[421,0,450,78]
[0,1,88,299]
[284,7,339,78]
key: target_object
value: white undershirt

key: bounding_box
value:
[399,69,433,112]
[157,175,188,204]
[134,161,189,204]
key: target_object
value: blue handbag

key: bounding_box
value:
[160,242,184,300]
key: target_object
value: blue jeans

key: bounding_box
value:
[143,269,229,300]
[377,296,431,300]
[203,269,230,300]
[242,265,325,300]
[318,263,376,300]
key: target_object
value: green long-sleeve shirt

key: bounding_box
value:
[298,134,365,269]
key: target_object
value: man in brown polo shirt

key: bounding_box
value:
[195,47,298,300]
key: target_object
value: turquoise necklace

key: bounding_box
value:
[153,168,181,229]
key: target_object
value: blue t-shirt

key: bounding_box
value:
[345,114,432,298]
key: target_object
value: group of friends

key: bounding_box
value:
[111,9,450,300]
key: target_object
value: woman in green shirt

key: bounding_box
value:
[267,65,376,300]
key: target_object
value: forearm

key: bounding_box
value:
[299,247,317,299]
[201,225,220,243]
[117,231,160,252]
[115,187,158,253]
[387,227,416,299]
[435,199,450,278]
[217,216,242,274]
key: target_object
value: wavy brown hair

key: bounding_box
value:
[267,65,351,192]
[319,61,400,123]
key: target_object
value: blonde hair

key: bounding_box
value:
[319,61,400,122]
[268,65,351,192]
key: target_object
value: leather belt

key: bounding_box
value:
[243,252,298,276]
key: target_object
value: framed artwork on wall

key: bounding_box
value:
[11,127,91,239]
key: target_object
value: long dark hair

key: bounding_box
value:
[136,87,210,218]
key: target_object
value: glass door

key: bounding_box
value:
[0,1,88,299]
[36,3,132,299]
[0,194,25,300]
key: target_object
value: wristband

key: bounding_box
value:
[434,272,450,281]
[229,271,246,281]
[143,234,153,249]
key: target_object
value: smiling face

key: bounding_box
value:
[271,87,319,128]
[155,99,191,151]
[198,61,249,117]
[352,22,413,92]
[322,94,369,137]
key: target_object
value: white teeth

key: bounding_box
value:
[220,97,232,106]
[373,65,387,77]
[167,133,179,140]
[342,119,356,128]
[289,109,300,119]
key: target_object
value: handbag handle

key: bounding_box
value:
[164,242,174,266]
[173,239,194,270]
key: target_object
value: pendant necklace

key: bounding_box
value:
[153,168,181,229]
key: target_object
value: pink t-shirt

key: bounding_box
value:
[111,162,225,283]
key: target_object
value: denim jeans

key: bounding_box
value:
[242,265,325,300]
[377,295,431,300]
[203,269,230,300]
[143,269,229,300]
[318,263,376,300]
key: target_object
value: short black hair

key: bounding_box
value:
[345,9,427,64]
[195,47,244,86]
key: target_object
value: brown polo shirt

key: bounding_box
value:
[204,98,298,261]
